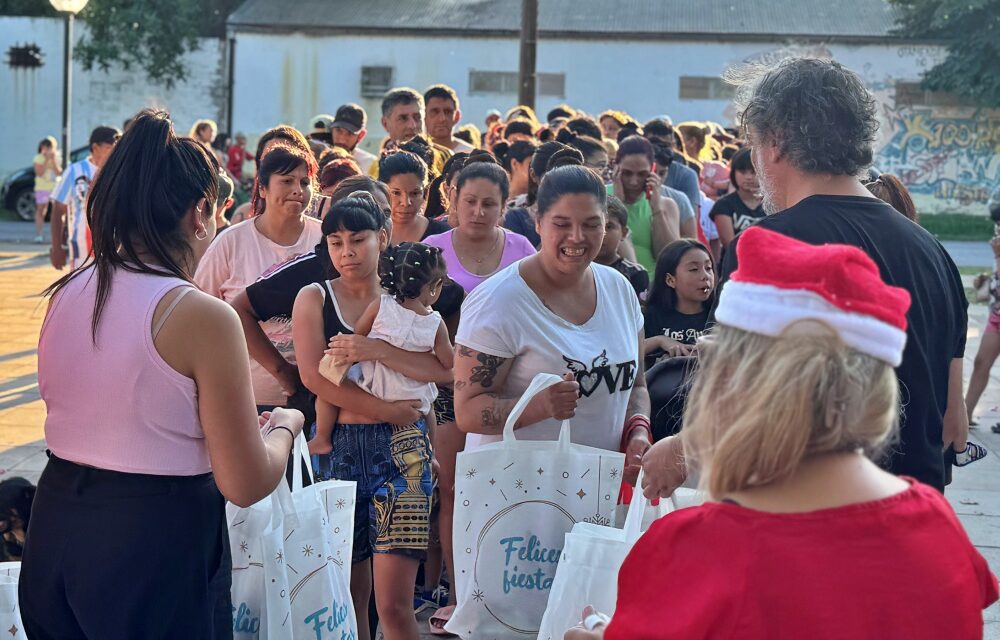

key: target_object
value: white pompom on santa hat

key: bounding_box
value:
[715,226,912,366]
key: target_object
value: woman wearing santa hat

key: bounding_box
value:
[567,226,997,640]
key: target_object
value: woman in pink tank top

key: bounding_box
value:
[20,110,305,639]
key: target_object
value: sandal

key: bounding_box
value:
[429,605,457,636]
[953,442,988,467]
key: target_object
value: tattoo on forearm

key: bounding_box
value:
[481,404,505,432]
[457,345,475,358]
[454,380,467,390]
[470,353,506,389]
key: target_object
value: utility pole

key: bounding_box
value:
[518,0,538,109]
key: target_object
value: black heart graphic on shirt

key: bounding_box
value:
[575,370,603,397]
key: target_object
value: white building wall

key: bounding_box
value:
[0,17,226,176]
[231,33,936,142]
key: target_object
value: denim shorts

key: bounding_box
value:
[312,419,433,563]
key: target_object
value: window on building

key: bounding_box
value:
[678,76,735,100]
[894,81,974,108]
[361,66,394,98]
[468,70,566,98]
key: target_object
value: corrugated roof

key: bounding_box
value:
[228,0,903,40]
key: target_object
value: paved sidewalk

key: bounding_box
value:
[2,246,1000,635]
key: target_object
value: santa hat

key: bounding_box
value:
[715,227,911,366]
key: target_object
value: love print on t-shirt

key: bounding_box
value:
[562,350,638,398]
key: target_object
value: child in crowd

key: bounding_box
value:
[596,195,649,301]
[226,132,249,183]
[311,242,454,455]
[708,147,765,248]
[643,239,715,369]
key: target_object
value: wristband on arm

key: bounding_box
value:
[620,414,652,451]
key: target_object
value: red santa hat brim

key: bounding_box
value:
[716,227,910,367]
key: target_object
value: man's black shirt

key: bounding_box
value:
[715,195,967,491]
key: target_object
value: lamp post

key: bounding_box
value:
[49,0,89,170]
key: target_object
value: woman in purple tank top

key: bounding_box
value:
[21,110,305,638]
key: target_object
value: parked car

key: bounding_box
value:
[1,146,89,221]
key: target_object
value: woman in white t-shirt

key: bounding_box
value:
[454,165,652,484]
[195,144,323,411]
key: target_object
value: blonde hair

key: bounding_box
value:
[599,110,635,127]
[189,119,218,140]
[682,324,899,499]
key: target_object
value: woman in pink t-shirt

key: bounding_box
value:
[195,144,323,411]
[422,153,535,633]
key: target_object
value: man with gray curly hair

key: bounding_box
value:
[710,57,970,492]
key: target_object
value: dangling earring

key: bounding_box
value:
[195,228,209,241]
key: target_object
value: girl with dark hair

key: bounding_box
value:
[557,128,609,178]
[426,151,470,223]
[22,109,304,637]
[195,143,323,413]
[565,115,604,142]
[504,117,536,143]
[380,150,451,244]
[708,146,765,247]
[455,164,651,476]
[293,196,451,640]
[643,239,715,369]
[311,241,452,456]
[502,141,584,248]
[611,135,681,272]
[495,139,537,207]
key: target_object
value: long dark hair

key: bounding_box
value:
[45,109,220,340]
[527,142,582,206]
[646,239,715,313]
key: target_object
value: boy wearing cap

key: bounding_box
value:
[49,125,121,270]
[330,103,376,174]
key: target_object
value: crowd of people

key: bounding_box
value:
[19,56,999,639]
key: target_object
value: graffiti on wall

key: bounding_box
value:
[875,104,1000,212]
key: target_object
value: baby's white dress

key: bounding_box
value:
[349,294,440,415]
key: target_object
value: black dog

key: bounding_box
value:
[0,476,36,561]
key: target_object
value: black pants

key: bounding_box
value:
[19,454,232,640]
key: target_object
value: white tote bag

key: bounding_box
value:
[537,471,656,640]
[447,373,626,639]
[228,434,357,639]
[0,562,25,640]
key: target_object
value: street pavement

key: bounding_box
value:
[2,237,1000,635]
